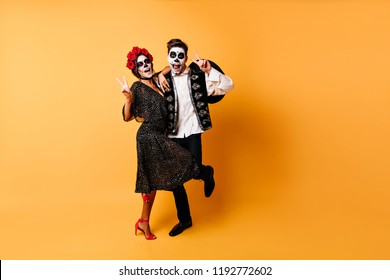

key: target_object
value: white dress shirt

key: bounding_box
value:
[169,66,234,138]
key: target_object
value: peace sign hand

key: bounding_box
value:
[192,51,211,74]
[116,76,132,100]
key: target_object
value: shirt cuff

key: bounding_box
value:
[207,67,221,82]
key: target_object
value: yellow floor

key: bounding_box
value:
[2,165,389,260]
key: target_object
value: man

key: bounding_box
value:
[159,38,234,236]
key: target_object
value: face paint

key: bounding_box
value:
[136,55,153,79]
[168,47,186,74]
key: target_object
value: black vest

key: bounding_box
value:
[164,61,225,135]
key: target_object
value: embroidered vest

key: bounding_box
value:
[164,61,225,135]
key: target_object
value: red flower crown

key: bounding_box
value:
[126,46,154,70]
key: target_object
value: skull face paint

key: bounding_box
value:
[136,55,153,79]
[168,47,187,74]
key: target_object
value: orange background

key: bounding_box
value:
[1,0,390,259]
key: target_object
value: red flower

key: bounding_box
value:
[141,48,149,55]
[127,52,136,61]
[126,61,135,70]
[132,46,141,55]
[125,46,153,70]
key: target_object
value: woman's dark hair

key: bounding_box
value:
[167,38,188,55]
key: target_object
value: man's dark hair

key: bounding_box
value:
[167,38,188,55]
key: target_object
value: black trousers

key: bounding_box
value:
[171,133,206,223]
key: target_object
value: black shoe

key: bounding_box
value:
[203,166,215,198]
[169,220,192,237]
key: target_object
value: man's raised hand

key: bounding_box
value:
[192,51,211,74]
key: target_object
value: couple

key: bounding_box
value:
[117,39,234,240]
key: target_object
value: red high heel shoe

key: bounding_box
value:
[134,219,156,240]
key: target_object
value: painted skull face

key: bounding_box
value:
[136,55,153,78]
[168,47,186,74]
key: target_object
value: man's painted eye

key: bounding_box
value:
[169,52,177,58]
[178,53,185,59]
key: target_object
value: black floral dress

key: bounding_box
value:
[129,81,199,194]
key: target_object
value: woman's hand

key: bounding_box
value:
[158,67,171,93]
[116,76,132,100]
[117,76,134,121]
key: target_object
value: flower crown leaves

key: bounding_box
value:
[126,46,154,70]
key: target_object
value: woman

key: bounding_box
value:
[117,46,199,240]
